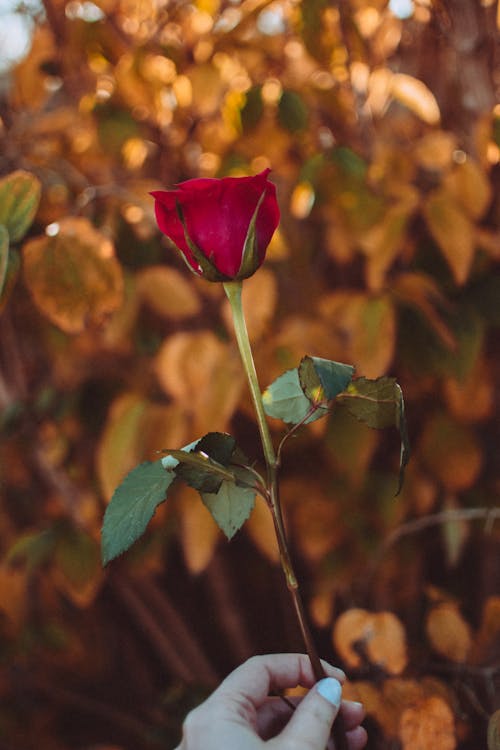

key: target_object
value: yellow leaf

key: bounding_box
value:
[359,187,419,290]
[333,608,408,675]
[399,695,456,750]
[423,188,475,286]
[413,132,457,172]
[290,483,343,562]
[177,485,219,574]
[391,272,456,350]
[390,74,440,125]
[426,602,472,663]
[155,331,244,434]
[137,266,201,319]
[96,393,189,500]
[22,218,124,334]
[444,159,492,220]
[319,292,396,377]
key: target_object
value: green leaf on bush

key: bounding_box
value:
[6,529,57,571]
[0,225,9,300]
[101,460,174,565]
[298,356,354,406]
[278,90,308,132]
[201,481,255,540]
[0,170,41,242]
[262,367,328,425]
[339,376,410,493]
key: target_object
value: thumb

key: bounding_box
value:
[274,677,342,750]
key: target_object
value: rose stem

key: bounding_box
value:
[224,280,349,750]
[224,281,347,708]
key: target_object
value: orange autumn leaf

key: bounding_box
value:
[425,602,472,663]
[399,695,456,750]
[333,608,408,675]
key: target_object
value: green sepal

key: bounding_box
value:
[176,201,229,282]
[236,189,266,279]
[0,170,41,242]
[101,460,174,565]
[298,356,355,406]
[0,225,9,300]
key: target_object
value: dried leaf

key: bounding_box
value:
[399,695,456,750]
[0,225,9,300]
[22,218,124,333]
[0,565,27,632]
[319,292,396,378]
[136,266,201,319]
[444,159,492,220]
[443,358,494,423]
[333,608,408,675]
[391,272,455,350]
[426,602,472,662]
[155,331,244,434]
[423,187,475,286]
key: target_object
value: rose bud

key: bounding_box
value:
[151,169,280,282]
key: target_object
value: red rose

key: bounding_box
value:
[151,169,280,281]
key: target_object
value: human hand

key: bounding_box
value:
[175,653,367,750]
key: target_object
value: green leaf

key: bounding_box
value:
[101,460,174,565]
[6,529,57,571]
[196,432,236,466]
[201,481,255,540]
[241,85,263,131]
[0,225,9,300]
[0,170,41,242]
[278,90,308,132]
[164,449,235,493]
[298,356,354,406]
[262,367,328,425]
[341,376,400,428]
[54,527,100,589]
[237,190,266,279]
[339,377,410,493]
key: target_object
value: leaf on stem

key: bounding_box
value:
[262,367,328,424]
[164,448,235,493]
[298,355,354,406]
[201,481,256,540]
[101,460,175,565]
[339,377,410,493]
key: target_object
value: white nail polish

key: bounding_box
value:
[316,678,342,707]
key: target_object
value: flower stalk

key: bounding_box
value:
[223,280,324,679]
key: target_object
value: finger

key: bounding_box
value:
[257,697,364,739]
[341,700,365,731]
[215,654,345,709]
[272,677,342,750]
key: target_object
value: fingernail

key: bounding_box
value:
[316,678,342,707]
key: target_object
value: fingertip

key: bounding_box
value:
[316,678,342,708]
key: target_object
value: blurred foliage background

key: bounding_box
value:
[0,0,499,748]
